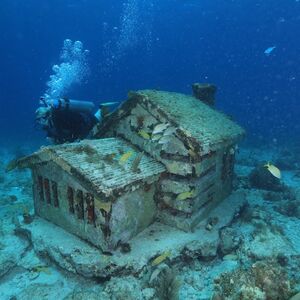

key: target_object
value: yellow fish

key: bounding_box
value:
[176,189,196,201]
[31,265,51,275]
[151,250,171,266]
[138,130,151,140]
[264,163,281,179]
[119,151,133,164]
[94,200,112,213]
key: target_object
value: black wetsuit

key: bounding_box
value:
[46,109,97,144]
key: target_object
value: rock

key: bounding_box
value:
[185,239,218,260]
[20,190,244,280]
[104,276,147,300]
[223,254,238,261]
[275,199,300,218]
[246,227,297,259]
[219,227,241,255]
[238,286,266,300]
[149,264,180,300]
[0,235,29,278]
[0,252,16,277]
[289,292,300,300]
[141,288,156,300]
[16,282,67,300]
[25,219,115,278]
[249,164,285,192]
[214,260,292,300]
[64,290,109,300]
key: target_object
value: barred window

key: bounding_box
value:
[37,176,44,202]
[51,181,59,207]
[85,193,95,225]
[75,190,84,219]
[44,178,51,204]
[67,187,75,214]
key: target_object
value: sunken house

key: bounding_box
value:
[17,86,245,250]
[92,89,245,231]
[16,138,165,250]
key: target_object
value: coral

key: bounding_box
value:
[219,227,241,256]
[213,260,292,300]
[64,290,109,300]
[104,276,153,300]
[149,263,181,300]
[275,199,300,218]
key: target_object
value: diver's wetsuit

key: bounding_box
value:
[46,109,97,144]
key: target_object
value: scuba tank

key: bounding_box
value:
[44,97,95,113]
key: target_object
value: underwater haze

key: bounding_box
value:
[1,0,300,147]
[2,1,300,299]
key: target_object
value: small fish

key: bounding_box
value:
[31,265,51,275]
[264,162,281,179]
[138,130,151,140]
[94,200,112,213]
[119,151,134,164]
[100,101,119,107]
[151,134,163,141]
[158,135,172,145]
[176,189,196,201]
[151,250,171,266]
[264,46,276,56]
[152,123,169,135]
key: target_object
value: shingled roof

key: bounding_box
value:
[17,138,165,197]
[94,90,245,153]
[140,90,244,145]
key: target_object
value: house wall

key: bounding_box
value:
[108,183,157,248]
[104,102,237,231]
[106,103,196,176]
[32,161,158,250]
[32,161,108,250]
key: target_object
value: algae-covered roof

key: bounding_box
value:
[94,89,245,154]
[17,138,165,197]
[135,90,245,151]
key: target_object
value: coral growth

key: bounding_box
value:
[212,260,293,300]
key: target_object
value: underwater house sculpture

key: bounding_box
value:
[17,138,165,250]
[19,86,245,250]
[93,89,245,231]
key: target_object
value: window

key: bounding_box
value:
[85,193,95,225]
[37,176,44,202]
[75,190,84,219]
[44,178,51,204]
[51,181,59,207]
[67,187,75,214]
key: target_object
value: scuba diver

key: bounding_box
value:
[35,97,116,144]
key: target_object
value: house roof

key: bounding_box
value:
[17,138,165,197]
[94,90,245,154]
[136,90,245,150]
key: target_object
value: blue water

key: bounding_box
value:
[1,0,300,146]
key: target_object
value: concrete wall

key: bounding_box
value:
[32,161,108,250]
[32,161,158,250]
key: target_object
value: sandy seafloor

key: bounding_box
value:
[0,141,300,300]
